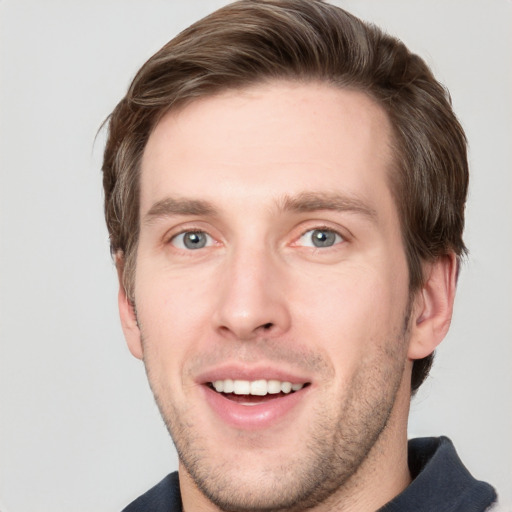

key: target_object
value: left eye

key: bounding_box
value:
[171,231,213,250]
[297,228,343,248]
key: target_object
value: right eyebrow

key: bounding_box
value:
[142,197,217,225]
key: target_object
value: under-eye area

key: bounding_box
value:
[207,379,311,404]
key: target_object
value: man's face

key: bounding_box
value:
[125,82,415,511]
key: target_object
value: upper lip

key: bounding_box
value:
[195,363,312,386]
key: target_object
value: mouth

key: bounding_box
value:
[206,379,310,406]
[198,366,312,429]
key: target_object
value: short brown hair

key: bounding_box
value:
[102,0,468,392]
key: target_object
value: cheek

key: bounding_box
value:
[292,261,409,355]
[134,267,216,376]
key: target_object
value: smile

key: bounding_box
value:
[210,379,306,395]
[202,376,311,428]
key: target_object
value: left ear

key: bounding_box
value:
[408,253,458,360]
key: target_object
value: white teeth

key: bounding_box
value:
[233,380,251,395]
[212,379,305,396]
[223,379,234,393]
[267,380,281,394]
[280,381,292,393]
[250,380,267,396]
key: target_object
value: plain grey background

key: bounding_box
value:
[0,1,510,511]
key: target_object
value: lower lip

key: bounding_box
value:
[202,385,309,430]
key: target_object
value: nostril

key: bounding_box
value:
[262,322,273,330]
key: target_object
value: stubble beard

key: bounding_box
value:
[143,316,411,512]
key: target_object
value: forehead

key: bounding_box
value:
[140,81,395,217]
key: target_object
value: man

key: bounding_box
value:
[102,1,498,510]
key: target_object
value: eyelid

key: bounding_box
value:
[293,221,348,241]
[298,225,343,237]
[162,220,216,242]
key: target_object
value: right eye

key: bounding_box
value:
[170,231,213,250]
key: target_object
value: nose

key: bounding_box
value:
[213,246,291,341]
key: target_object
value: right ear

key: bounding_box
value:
[116,253,143,360]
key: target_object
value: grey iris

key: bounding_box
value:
[183,232,207,249]
[311,229,336,247]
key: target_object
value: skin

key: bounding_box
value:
[118,81,457,512]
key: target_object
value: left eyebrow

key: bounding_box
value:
[278,192,377,221]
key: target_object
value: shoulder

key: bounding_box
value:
[380,437,497,512]
[121,471,182,512]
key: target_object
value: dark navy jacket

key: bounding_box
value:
[122,436,497,511]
